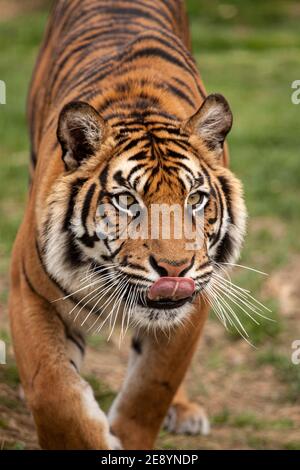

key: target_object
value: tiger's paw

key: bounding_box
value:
[107,432,123,450]
[163,402,210,436]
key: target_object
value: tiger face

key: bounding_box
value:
[43,94,246,330]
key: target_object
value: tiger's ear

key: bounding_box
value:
[57,101,107,170]
[183,93,233,155]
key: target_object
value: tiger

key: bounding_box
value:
[9,0,246,450]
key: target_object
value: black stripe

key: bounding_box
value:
[63,178,87,231]
[218,175,234,225]
[194,272,213,282]
[70,359,79,372]
[120,138,147,154]
[22,261,85,364]
[197,260,212,271]
[150,125,181,134]
[78,232,99,248]
[65,235,85,266]
[22,260,76,350]
[35,239,71,299]
[113,170,129,187]
[131,337,142,354]
[127,163,148,181]
[215,232,234,264]
[117,271,151,283]
[99,164,109,188]
[166,82,195,107]
[173,76,196,99]
[81,183,96,229]
[66,332,85,356]
[128,150,147,161]
[81,5,169,31]
[210,183,224,249]
[125,46,194,76]
[22,261,50,304]
[167,149,189,161]
[170,160,195,177]
[105,109,177,121]
[55,311,86,357]
[51,26,131,89]
[120,260,148,272]
[109,241,126,259]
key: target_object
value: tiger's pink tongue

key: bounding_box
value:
[148,277,195,301]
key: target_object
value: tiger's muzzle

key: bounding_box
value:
[145,277,195,310]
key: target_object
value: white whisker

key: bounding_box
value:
[88,277,126,332]
[216,261,268,276]
[71,273,122,320]
[92,275,128,333]
[212,273,272,314]
[53,269,118,302]
[210,285,253,345]
[212,281,260,326]
[107,279,130,341]
[204,282,254,345]
[80,275,123,326]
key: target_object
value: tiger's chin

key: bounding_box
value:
[132,299,195,330]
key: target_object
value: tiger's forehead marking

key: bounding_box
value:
[106,127,207,198]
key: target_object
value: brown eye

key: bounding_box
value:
[113,192,138,213]
[122,194,135,207]
[187,191,208,212]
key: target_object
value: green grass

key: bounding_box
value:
[0,328,11,344]
[0,395,21,410]
[257,351,300,402]
[232,413,294,431]
[158,430,178,450]
[0,11,49,274]
[212,408,295,431]
[86,334,107,349]
[247,435,271,450]
[283,441,300,450]
[2,440,26,450]
[212,408,231,425]
[84,374,116,412]
[187,0,300,29]
[0,418,9,430]
[0,362,20,389]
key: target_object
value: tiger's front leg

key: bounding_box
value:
[109,298,209,450]
[9,263,120,450]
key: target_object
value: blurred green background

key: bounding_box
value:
[0,0,300,450]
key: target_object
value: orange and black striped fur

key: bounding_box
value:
[9,0,246,449]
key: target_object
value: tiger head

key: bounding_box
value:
[44,94,246,330]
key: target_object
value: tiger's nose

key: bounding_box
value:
[149,255,194,278]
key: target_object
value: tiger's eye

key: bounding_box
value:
[125,194,135,206]
[187,192,204,206]
[116,193,137,211]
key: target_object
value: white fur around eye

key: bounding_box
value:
[194,195,208,213]
[112,193,138,215]
[187,192,209,214]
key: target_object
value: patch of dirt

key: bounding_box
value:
[0,383,38,450]
[264,256,300,318]
[287,2,300,18]
[1,315,300,450]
